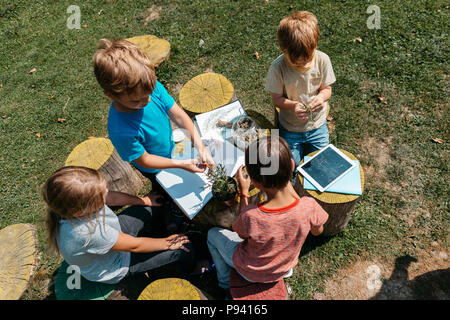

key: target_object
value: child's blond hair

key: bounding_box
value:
[277,11,320,63]
[42,166,108,254]
[93,38,156,98]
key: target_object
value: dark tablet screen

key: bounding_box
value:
[301,146,353,189]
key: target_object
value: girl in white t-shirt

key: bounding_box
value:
[42,166,194,284]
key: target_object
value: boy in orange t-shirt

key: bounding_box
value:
[207,135,328,296]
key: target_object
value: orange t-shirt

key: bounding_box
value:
[232,196,328,283]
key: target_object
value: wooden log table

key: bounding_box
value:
[294,149,364,236]
[65,138,143,195]
[126,35,170,67]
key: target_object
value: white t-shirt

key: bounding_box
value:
[265,50,336,132]
[56,205,130,284]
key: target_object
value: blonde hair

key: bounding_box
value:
[42,166,107,254]
[277,11,320,63]
[93,38,156,98]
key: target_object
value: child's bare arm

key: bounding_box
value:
[106,191,164,207]
[168,102,215,168]
[111,232,190,253]
[310,224,324,236]
[134,150,206,173]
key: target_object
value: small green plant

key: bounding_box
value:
[206,164,237,201]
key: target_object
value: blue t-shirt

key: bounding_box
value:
[56,205,130,284]
[107,81,175,173]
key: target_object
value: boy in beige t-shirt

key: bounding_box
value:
[266,11,336,172]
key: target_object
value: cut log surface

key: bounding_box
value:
[179,73,234,114]
[65,138,143,195]
[126,35,170,67]
[295,149,365,236]
[0,224,37,300]
[137,278,206,300]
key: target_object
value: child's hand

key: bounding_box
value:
[182,159,207,173]
[307,95,325,113]
[198,148,216,170]
[140,192,165,207]
[294,102,309,121]
[236,166,251,194]
[166,234,190,252]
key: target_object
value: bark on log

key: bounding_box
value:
[65,138,143,195]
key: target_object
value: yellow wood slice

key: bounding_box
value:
[179,73,234,113]
[65,138,114,170]
[126,35,170,67]
[0,224,38,300]
[297,149,364,204]
[138,278,201,300]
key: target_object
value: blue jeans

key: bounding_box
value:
[207,227,253,289]
[279,120,330,169]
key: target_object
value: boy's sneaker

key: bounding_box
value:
[284,268,293,278]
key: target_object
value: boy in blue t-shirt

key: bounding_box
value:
[93,38,215,187]
[93,39,215,230]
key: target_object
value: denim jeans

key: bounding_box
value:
[207,227,253,289]
[118,206,195,277]
[279,120,329,185]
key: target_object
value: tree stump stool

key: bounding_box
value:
[65,138,143,195]
[0,223,38,300]
[126,35,170,67]
[137,278,207,300]
[229,269,287,300]
[179,73,235,116]
[294,149,364,236]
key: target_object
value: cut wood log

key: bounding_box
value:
[126,35,170,67]
[179,73,235,114]
[65,138,143,195]
[0,223,38,300]
[294,149,365,236]
[137,278,207,300]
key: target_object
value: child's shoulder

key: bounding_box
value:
[315,50,332,64]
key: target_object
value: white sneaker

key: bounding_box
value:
[284,268,293,278]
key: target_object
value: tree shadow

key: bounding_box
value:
[299,233,334,258]
[370,255,450,300]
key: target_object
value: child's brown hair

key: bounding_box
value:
[245,135,293,189]
[277,11,320,64]
[93,38,156,99]
[42,166,107,254]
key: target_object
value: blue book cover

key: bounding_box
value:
[303,157,362,195]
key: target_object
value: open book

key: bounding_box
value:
[156,138,245,220]
[195,99,246,141]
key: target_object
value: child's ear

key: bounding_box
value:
[291,158,295,171]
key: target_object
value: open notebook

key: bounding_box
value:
[156,138,245,219]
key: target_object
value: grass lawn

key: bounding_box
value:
[0,0,448,300]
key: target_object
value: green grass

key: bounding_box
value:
[0,0,448,300]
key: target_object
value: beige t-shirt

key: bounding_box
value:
[265,50,336,132]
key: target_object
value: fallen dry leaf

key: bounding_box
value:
[254,51,260,59]
[0,83,3,87]
[431,138,444,144]
[50,94,55,99]
[326,115,334,121]
[82,24,87,28]
[36,133,41,138]
[57,118,66,123]
[28,67,37,74]
[375,93,387,104]
[349,37,362,43]
[98,9,103,15]
[1,115,6,119]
